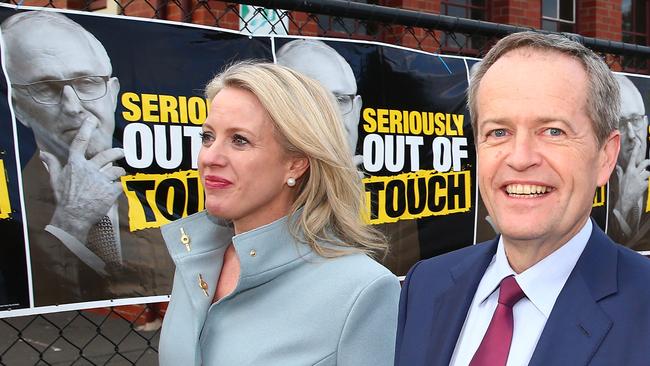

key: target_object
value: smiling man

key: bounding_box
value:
[395,31,650,366]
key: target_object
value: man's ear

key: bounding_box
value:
[108,77,120,112]
[11,94,29,128]
[353,94,362,113]
[597,130,621,187]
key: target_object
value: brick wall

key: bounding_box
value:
[490,0,541,28]
[577,0,622,41]
[12,0,631,46]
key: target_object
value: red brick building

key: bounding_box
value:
[16,0,649,72]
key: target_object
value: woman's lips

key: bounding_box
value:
[204,175,232,189]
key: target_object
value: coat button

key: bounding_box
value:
[198,274,209,297]
[180,228,191,252]
[249,249,256,257]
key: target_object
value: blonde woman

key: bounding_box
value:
[159,61,400,365]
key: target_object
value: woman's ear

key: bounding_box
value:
[287,155,310,181]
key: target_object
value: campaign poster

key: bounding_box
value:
[0,34,29,311]
[274,38,475,275]
[0,4,648,317]
[0,5,271,315]
[607,73,650,253]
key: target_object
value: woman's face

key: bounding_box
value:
[198,87,305,234]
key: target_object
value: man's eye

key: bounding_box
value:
[489,129,507,138]
[545,128,564,136]
[232,134,249,146]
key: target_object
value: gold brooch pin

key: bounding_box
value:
[198,274,209,297]
[180,228,191,252]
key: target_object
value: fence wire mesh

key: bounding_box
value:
[1,0,649,364]
[1,304,163,365]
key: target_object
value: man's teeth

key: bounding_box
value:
[505,184,549,195]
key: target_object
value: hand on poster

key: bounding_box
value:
[614,138,650,228]
[41,116,125,243]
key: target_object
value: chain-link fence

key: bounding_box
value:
[1,0,649,364]
[1,305,161,365]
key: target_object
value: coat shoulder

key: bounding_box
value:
[614,244,650,297]
[319,252,399,289]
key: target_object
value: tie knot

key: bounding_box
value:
[498,276,525,307]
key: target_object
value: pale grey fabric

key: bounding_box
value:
[158,211,400,366]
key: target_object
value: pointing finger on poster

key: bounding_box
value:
[69,116,99,160]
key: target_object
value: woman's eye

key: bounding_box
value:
[199,131,214,146]
[232,134,249,146]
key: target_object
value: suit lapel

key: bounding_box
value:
[426,239,498,366]
[529,223,617,366]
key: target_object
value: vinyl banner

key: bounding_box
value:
[0,5,648,317]
[0,5,272,316]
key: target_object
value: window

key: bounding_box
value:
[441,0,487,20]
[440,0,488,54]
[541,0,575,33]
[622,0,648,45]
[622,0,648,71]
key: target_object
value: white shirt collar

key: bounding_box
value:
[475,219,592,318]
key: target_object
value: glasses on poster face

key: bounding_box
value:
[334,93,356,115]
[12,75,110,105]
[620,114,648,135]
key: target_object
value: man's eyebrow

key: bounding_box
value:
[620,114,645,120]
[478,117,578,132]
[25,71,109,83]
[478,118,509,127]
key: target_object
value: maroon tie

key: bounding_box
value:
[469,275,525,366]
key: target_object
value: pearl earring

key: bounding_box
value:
[287,178,296,187]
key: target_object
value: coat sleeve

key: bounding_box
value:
[336,273,401,366]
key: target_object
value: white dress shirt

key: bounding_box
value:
[449,220,592,366]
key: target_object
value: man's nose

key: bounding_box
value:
[60,85,83,113]
[626,124,637,139]
[505,133,541,171]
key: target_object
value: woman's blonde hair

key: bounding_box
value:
[205,61,387,258]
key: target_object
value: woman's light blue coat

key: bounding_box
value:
[158,211,401,365]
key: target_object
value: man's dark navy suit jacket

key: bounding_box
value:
[395,222,650,366]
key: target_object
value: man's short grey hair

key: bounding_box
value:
[276,39,342,63]
[1,10,112,74]
[275,39,357,88]
[467,31,620,146]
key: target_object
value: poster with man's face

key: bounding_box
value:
[0,5,272,314]
[275,38,476,274]
[607,73,650,252]
[1,4,648,317]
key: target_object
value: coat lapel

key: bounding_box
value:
[426,239,498,366]
[529,223,617,366]
[161,212,233,332]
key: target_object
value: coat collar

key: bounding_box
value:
[161,210,316,318]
